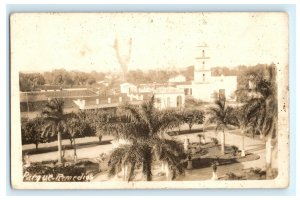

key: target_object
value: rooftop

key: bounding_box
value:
[154,87,184,94]
[19,89,98,102]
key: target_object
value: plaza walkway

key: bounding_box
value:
[23,135,115,163]
[171,130,265,180]
[23,126,266,181]
[91,129,266,181]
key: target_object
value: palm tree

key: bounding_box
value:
[41,98,75,164]
[233,105,254,157]
[241,65,278,179]
[207,99,236,155]
[101,96,185,181]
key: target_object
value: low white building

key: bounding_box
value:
[190,73,237,102]
[120,82,138,94]
[137,84,154,93]
[153,87,185,110]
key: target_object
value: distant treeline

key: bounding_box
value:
[19,64,276,94]
[126,65,255,85]
[19,69,106,92]
[126,66,195,85]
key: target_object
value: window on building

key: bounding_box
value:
[203,73,206,82]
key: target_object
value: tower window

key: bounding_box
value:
[203,73,206,82]
[202,50,205,57]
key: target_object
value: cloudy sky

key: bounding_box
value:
[11,12,288,73]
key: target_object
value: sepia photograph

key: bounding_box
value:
[10,12,289,189]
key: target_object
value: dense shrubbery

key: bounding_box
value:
[19,72,45,92]
[21,117,56,149]
[21,99,116,149]
[246,167,266,179]
[225,172,244,180]
[62,118,95,143]
[182,109,205,132]
[230,145,239,156]
[21,112,95,149]
[221,168,267,180]
[19,69,105,92]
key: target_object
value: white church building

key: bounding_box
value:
[118,43,237,110]
[176,43,237,102]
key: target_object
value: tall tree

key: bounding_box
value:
[19,73,45,91]
[241,65,278,179]
[207,100,236,155]
[101,96,185,181]
[41,98,75,164]
[78,109,112,144]
[232,105,254,157]
[182,109,205,132]
[22,116,49,149]
[64,116,88,162]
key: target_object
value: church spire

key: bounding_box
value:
[195,43,210,70]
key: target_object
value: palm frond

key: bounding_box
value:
[152,138,184,159]
[108,146,128,177]
[152,109,183,134]
[118,103,143,124]
[108,143,153,180]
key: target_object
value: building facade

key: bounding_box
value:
[153,87,185,110]
[177,43,237,102]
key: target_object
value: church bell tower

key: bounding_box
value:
[194,43,211,83]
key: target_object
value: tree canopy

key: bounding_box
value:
[100,96,185,181]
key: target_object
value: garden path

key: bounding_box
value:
[92,129,266,181]
[23,125,266,181]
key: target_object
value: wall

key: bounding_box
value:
[120,83,137,94]
[191,75,237,102]
[154,92,185,110]
[194,70,212,83]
